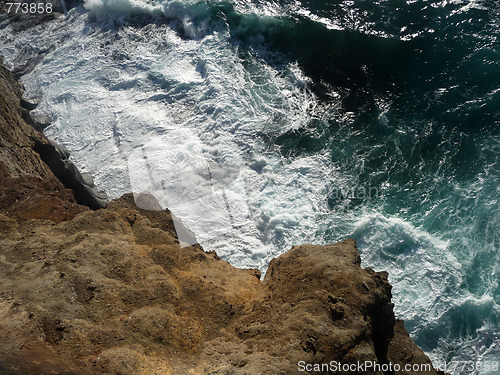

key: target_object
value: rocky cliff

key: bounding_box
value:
[0,62,444,374]
[0,62,107,210]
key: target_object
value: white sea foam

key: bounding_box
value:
[0,5,329,268]
[352,212,500,373]
[353,213,459,321]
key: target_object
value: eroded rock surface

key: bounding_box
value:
[0,62,53,180]
[0,194,443,374]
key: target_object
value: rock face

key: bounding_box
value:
[0,195,443,375]
[0,62,445,374]
[0,62,53,180]
[0,62,107,209]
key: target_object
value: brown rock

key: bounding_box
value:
[0,173,87,223]
[0,194,443,374]
[0,63,53,179]
[388,320,446,375]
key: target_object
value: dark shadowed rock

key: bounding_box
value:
[20,96,40,111]
[0,61,107,209]
[0,169,88,223]
[31,113,53,129]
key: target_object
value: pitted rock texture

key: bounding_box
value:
[0,62,53,180]
[0,58,444,375]
[0,194,443,374]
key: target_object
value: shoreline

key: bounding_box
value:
[0,59,446,374]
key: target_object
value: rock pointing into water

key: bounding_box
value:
[0,62,445,374]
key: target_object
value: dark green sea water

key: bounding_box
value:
[271,0,500,369]
[257,0,500,369]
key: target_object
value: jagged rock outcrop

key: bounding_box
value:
[0,62,53,180]
[0,60,445,374]
[0,194,444,375]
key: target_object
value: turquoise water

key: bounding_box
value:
[0,0,498,372]
[269,0,500,368]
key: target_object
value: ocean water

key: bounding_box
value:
[0,0,498,373]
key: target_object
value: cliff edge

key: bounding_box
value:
[0,62,444,374]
